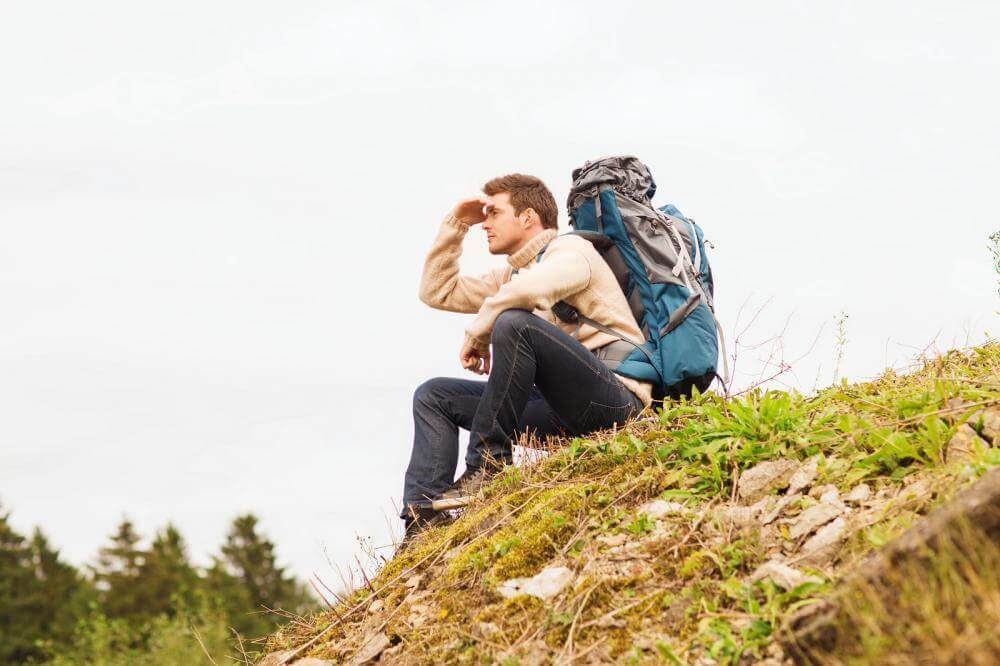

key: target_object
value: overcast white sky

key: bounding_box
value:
[1,1,997,586]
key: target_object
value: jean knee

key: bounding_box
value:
[413,377,450,411]
[493,308,534,341]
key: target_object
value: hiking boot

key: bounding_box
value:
[431,463,505,511]
[397,506,452,553]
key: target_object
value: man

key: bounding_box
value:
[401,173,653,545]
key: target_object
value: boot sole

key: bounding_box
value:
[431,495,472,511]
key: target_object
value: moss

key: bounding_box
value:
[259,342,1000,666]
[449,483,588,581]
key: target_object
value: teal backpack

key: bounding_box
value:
[554,156,727,401]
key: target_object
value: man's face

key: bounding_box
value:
[482,192,528,255]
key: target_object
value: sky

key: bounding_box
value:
[1,1,997,588]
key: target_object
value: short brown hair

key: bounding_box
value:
[483,173,558,230]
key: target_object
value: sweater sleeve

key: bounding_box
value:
[465,242,591,346]
[418,214,507,314]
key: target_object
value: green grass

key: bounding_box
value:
[262,342,999,665]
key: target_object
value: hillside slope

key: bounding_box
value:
[260,343,999,665]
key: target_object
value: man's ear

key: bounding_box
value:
[522,208,537,229]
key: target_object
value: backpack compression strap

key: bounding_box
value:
[657,212,731,385]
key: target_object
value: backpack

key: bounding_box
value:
[552,156,727,401]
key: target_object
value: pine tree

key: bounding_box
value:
[206,513,315,639]
[0,503,40,662]
[0,505,93,663]
[90,517,146,620]
[28,528,94,653]
[137,523,200,618]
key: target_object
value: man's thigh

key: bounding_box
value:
[516,388,572,443]
[516,315,641,434]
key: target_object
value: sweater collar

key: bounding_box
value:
[507,229,558,270]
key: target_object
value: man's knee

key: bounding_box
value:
[493,309,535,341]
[413,377,451,410]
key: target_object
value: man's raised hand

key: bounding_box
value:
[452,197,488,226]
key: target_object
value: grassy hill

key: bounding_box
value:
[258,343,999,665]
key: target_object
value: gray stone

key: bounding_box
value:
[637,499,686,519]
[798,517,847,565]
[751,560,823,591]
[845,483,871,504]
[497,566,574,600]
[819,487,844,506]
[781,467,1000,659]
[789,502,843,539]
[346,631,391,666]
[979,407,1000,441]
[787,457,819,495]
[738,459,801,504]
[762,493,802,525]
[947,424,983,462]
[472,621,500,640]
[809,483,837,500]
[257,651,296,666]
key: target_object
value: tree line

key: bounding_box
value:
[0,504,317,664]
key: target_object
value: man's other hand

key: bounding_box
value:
[452,197,488,226]
[460,338,491,375]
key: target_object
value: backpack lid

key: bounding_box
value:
[568,156,657,214]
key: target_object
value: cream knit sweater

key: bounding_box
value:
[418,214,653,409]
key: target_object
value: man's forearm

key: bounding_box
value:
[418,214,503,314]
[465,245,591,346]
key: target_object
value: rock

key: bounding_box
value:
[496,640,551,666]
[597,533,628,547]
[787,458,819,495]
[845,483,871,504]
[979,407,1000,442]
[403,573,423,589]
[257,651,296,666]
[367,599,383,613]
[738,459,801,504]
[637,499,686,519]
[717,497,772,527]
[292,659,335,666]
[762,493,802,525]
[947,424,983,462]
[946,400,999,442]
[781,467,1000,659]
[899,477,934,506]
[496,566,575,600]
[472,621,500,640]
[943,396,974,420]
[751,560,822,590]
[346,631,390,666]
[379,645,402,660]
[407,603,431,627]
[819,487,843,505]
[716,505,755,527]
[789,502,843,540]
[809,484,837,500]
[798,517,847,565]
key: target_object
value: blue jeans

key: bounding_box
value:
[402,309,644,516]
